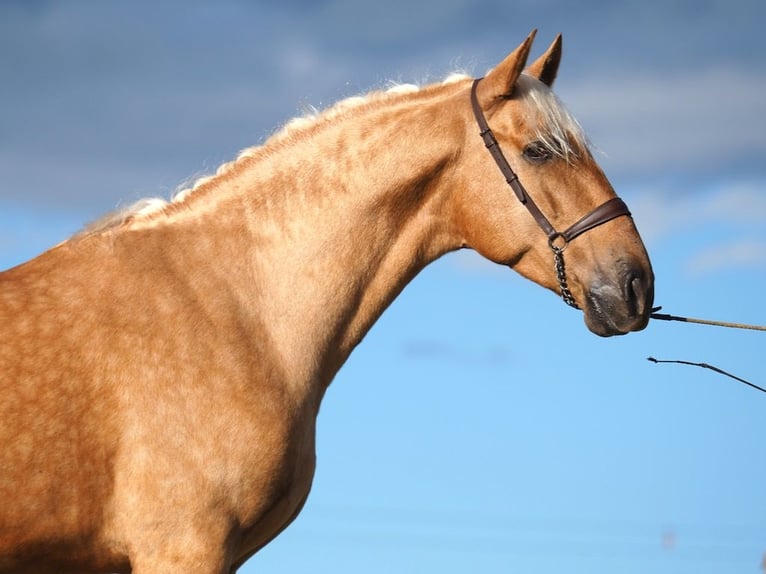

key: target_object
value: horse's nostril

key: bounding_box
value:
[624,270,650,318]
[630,277,641,315]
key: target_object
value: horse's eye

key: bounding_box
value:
[523,141,553,164]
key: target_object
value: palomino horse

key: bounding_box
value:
[0,31,653,573]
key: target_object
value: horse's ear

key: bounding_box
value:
[526,34,563,87]
[476,30,536,107]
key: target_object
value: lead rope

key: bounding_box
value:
[647,357,766,394]
[648,307,765,394]
[650,307,766,332]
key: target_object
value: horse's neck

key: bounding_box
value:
[171,88,465,394]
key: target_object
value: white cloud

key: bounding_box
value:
[561,68,766,176]
[685,238,766,276]
[626,178,766,245]
[624,177,766,275]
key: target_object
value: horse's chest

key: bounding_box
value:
[230,413,318,561]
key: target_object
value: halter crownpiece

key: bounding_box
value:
[469,78,632,309]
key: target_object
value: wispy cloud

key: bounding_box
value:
[625,177,766,275]
[2,0,765,213]
[627,178,766,244]
[562,68,766,178]
[685,238,766,276]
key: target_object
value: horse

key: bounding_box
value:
[0,31,653,573]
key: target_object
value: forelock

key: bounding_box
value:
[515,74,589,162]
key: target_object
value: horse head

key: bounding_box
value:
[454,31,654,336]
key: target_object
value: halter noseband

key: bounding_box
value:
[470,78,631,309]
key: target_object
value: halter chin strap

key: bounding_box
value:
[469,78,632,309]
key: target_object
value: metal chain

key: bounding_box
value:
[552,247,579,309]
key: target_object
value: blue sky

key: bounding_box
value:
[1,1,765,572]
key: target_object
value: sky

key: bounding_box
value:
[1,1,765,572]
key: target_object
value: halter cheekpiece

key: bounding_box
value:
[469,78,632,309]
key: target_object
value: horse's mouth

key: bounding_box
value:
[582,271,653,337]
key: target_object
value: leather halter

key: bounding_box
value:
[469,78,632,309]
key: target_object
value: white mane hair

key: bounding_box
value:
[78,71,587,236]
[513,73,589,162]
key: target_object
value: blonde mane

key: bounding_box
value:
[79,71,587,236]
[515,74,588,162]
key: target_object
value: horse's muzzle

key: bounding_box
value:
[583,263,654,337]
